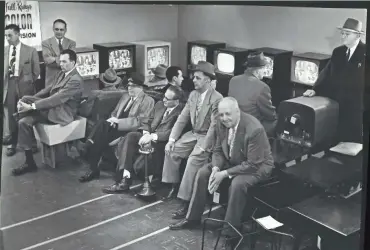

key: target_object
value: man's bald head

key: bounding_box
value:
[218,97,240,128]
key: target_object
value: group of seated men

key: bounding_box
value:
[8,45,276,249]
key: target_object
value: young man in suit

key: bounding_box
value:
[102,86,184,193]
[11,49,83,176]
[42,19,76,87]
[79,77,155,182]
[228,52,277,137]
[4,24,40,157]
[162,61,223,213]
[303,18,366,144]
[169,97,274,248]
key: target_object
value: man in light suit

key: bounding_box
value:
[169,97,274,248]
[162,61,223,214]
[79,77,155,182]
[11,49,83,176]
[4,24,40,157]
[303,18,366,144]
[228,52,277,137]
[102,86,184,193]
[42,19,76,87]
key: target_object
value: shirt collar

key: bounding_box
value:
[11,42,21,50]
[64,66,75,77]
[56,37,64,44]
[166,103,179,112]
[200,88,208,99]
[347,39,360,53]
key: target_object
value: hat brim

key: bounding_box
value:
[243,58,269,68]
[151,68,166,79]
[99,74,122,86]
[337,27,365,34]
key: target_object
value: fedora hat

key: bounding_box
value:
[243,52,269,68]
[337,18,365,34]
[194,61,216,80]
[100,68,122,87]
[151,64,168,79]
[127,73,146,88]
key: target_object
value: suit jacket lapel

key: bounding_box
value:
[4,47,9,79]
[18,43,27,75]
[52,68,76,92]
[230,119,245,162]
[221,126,230,160]
[349,41,365,64]
[50,37,59,55]
[129,91,145,116]
[195,88,212,126]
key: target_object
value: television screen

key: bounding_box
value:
[147,46,169,70]
[76,52,99,77]
[294,60,319,85]
[108,49,133,70]
[264,56,274,79]
[191,45,207,65]
[216,53,235,74]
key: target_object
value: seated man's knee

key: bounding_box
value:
[197,165,211,179]
[230,176,253,194]
[18,116,33,128]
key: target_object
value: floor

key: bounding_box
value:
[1,145,313,250]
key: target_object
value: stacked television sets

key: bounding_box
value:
[213,46,251,96]
[93,42,136,76]
[250,47,293,107]
[187,40,226,78]
[290,52,331,97]
[134,40,171,82]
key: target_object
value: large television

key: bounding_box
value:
[251,47,293,107]
[213,46,251,96]
[187,40,226,77]
[75,47,99,79]
[93,42,136,76]
[290,52,331,87]
[134,40,171,82]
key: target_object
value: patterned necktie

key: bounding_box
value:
[58,39,63,53]
[163,109,171,119]
[228,127,236,157]
[124,98,134,112]
[9,46,16,77]
[195,96,202,119]
[346,48,350,61]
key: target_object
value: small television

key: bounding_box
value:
[134,40,171,81]
[187,40,226,77]
[93,42,136,76]
[290,52,331,87]
[75,47,99,79]
[251,47,293,107]
[213,46,251,96]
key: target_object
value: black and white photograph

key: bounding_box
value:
[1,1,369,250]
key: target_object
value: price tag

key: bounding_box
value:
[213,192,220,204]
[290,117,297,124]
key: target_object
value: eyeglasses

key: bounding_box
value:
[54,28,65,31]
[163,96,177,101]
[340,31,354,37]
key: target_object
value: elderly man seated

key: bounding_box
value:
[169,97,274,249]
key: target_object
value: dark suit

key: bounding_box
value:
[86,91,155,171]
[42,37,76,87]
[114,101,183,181]
[313,41,366,143]
[17,68,83,150]
[186,112,274,229]
[4,43,40,146]
[228,71,277,137]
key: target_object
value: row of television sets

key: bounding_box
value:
[187,40,331,87]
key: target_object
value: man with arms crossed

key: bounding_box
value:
[169,97,274,249]
[42,19,76,87]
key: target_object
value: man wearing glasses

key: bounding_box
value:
[42,19,76,87]
[102,86,184,193]
[79,77,155,182]
[303,18,366,144]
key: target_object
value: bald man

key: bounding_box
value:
[169,97,274,247]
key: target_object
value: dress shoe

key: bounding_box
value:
[172,203,189,219]
[6,147,16,157]
[169,219,201,230]
[2,136,12,145]
[102,178,132,194]
[163,185,178,200]
[12,163,37,176]
[79,170,100,182]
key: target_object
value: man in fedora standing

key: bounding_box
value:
[228,52,277,137]
[303,18,366,144]
[162,61,223,217]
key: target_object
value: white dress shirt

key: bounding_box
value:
[9,42,21,76]
[347,39,360,61]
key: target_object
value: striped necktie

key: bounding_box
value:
[346,48,350,61]
[195,96,202,119]
[9,46,16,77]
[124,97,134,112]
[58,39,63,53]
[228,127,236,157]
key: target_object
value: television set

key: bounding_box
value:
[134,40,171,82]
[187,40,226,77]
[250,47,293,107]
[213,46,251,96]
[290,52,331,87]
[93,42,136,76]
[75,47,99,79]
